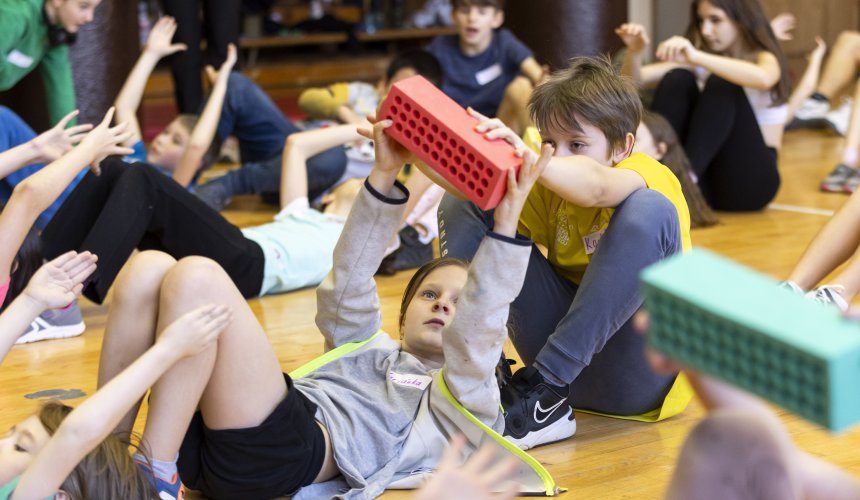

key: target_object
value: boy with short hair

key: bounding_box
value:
[426,0,543,135]
[437,56,692,449]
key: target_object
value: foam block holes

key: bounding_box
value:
[440,131,448,141]
[409,119,416,129]
[395,122,404,132]
[476,188,484,197]
[431,124,439,134]
[389,106,399,116]
[395,95,403,105]
[422,144,430,154]
[458,173,466,182]
[404,102,412,112]
[400,113,407,122]
[431,151,439,161]
[421,116,430,127]
[404,129,412,139]
[418,126,425,136]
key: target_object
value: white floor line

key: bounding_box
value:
[768,203,835,216]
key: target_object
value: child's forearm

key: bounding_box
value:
[620,48,643,85]
[14,341,182,499]
[114,51,161,143]
[520,57,544,86]
[173,73,231,187]
[6,143,97,214]
[0,295,44,365]
[0,141,43,180]
[539,156,645,207]
[279,124,363,207]
[690,50,780,91]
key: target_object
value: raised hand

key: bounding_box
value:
[22,251,98,310]
[809,36,827,62]
[78,107,135,174]
[157,304,232,358]
[415,434,519,500]
[144,16,187,58]
[30,110,93,163]
[204,43,238,85]
[468,107,528,151]
[770,12,796,42]
[656,36,699,65]
[357,114,414,174]
[615,23,650,53]
[493,142,553,237]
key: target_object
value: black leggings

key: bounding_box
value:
[40,159,265,304]
[651,69,780,211]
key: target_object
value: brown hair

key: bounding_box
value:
[641,111,718,228]
[453,0,505,10]
[398,257,469,334]
[171,114,222,171]
[37,402,156,500]
[529,56,642,155]
[686,0,790,104]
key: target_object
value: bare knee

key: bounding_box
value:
[160,256,232,305]
[504,76,533,106]
[113,251,178,306]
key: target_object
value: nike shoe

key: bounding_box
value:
[501,366,577,450]
[820,163,858,192]
[16,300,85,344]
[825,98,853,136]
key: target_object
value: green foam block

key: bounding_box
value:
[641,249,860,431]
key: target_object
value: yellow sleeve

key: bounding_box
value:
[517,184,550,244]
[298,82,350,120]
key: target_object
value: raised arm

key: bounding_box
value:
[0,251,96,363]
[616,23,684,87]
[12,304,231,500]
[173,44,237,187]
[442,145,551,425]
[656,36,781,91]
[279,121,368,208]
[0,110,91,181]
[467,108,645,208]
[314,118,412,349]
[519,56,545,86]
[0,109,132,288]
[114,16,187,146]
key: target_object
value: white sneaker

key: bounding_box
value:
[779,280,804,295]
[795,97,830,121]
[826,98,854,136]
[16,300,85,344]
[805,285,849,312]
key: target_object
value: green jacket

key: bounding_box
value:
[0,0,76,124]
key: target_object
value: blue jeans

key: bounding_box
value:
[438,189,682,415]
[194,73,347,209]
[0,106,86,229]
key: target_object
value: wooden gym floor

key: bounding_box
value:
[2,128,859,498]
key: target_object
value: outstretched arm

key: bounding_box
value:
[279,122,367,208]
[0,109,132,290]
[173,44,237,187]
[0,110,92,181]
[0,252,97,364]
[114,16,187,146]
[12,304,231,500]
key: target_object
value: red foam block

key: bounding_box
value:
[379,75,522,210]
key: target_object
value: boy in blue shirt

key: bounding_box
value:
[426,0,543,135]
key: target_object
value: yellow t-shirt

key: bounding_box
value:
[518,152,692,284]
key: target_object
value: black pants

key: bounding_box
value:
[161,0,241,113]
[651,69,780,211]
[40,159,265,304]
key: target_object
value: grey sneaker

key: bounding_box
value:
[820,164,858,192]
[844,169,860,194]
[805,285,849,312]
[16,300,86,344]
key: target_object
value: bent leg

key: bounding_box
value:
[651,68,699,142]
[496,76,534,136]
[98,250,178,434]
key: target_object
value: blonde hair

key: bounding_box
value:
[37,402,156,500]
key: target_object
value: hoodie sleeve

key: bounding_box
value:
[441,231,532,427]
[315,179,409,350]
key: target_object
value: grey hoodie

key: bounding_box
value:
[292,180,531,499]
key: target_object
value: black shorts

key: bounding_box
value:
[177,374,326,500]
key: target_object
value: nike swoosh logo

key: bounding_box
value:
[534,398,567,424]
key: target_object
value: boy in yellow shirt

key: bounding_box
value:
[437,56,691,449]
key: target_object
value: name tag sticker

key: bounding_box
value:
[582,229,605,255]
[6,50,34,69]
[389,372,432,390]
[475,63,503,86]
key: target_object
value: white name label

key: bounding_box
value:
[475,63,503,86]
[389,372,432,390]
[6,50,34,69]
[582,228,606,255]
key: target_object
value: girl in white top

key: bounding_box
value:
[617,0,791,212]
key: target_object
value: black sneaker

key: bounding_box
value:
[495,354,517,391]
[501,366,577,450]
